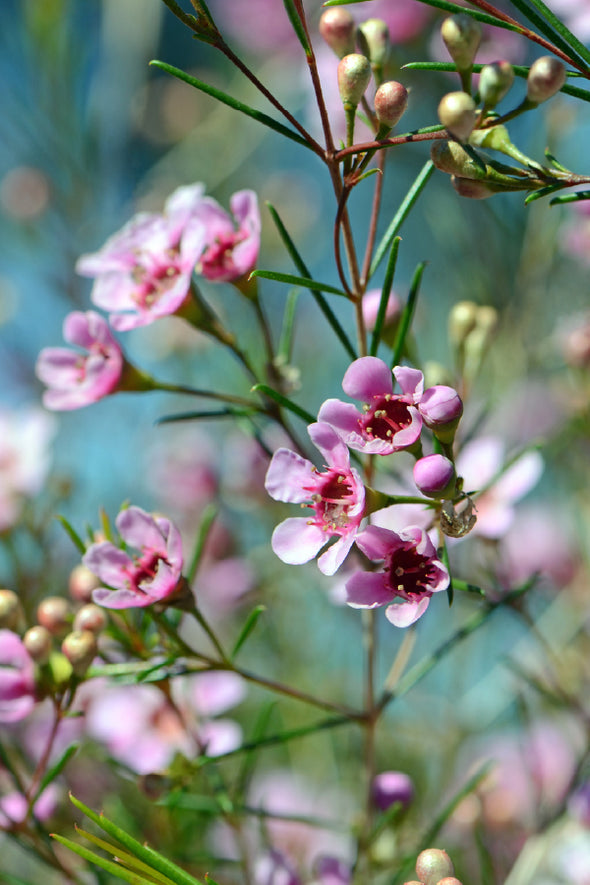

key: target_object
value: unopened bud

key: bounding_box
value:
[358,19,390,70]
[413,454,456,499]
[61,630,98,676]
[431,140,486,179]
[415,848,454,885]
[438,92,477,142]
[73,604,108,634]
[479,60,514,108]
[449,301,478,346]
[526,56,566,104]
[338,53,372,110]
[0,589,24,632]
[437,879,464,885]
[37,597,71,637]
[319,8,356,58]
[69,563,100,603]
[374,81,408,130]
[441,14,482,72]
[420,385,463,443]
[23,625,53,664]
[451,176,497,198]
[372,771,414,811]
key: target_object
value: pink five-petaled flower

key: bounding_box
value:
[318,357,424,455]
[193,189,260,283]
[82,506,184,609]
[346,525,449,627]
[35,311,124,410]
[265,422,365,575]
[76,184,208,331]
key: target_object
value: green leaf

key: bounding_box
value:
[188,503,218,585]
[251,384,316,424]
[67,795,204,885]
[524,185,562,205]
[149,61,311,149]
[265,202,356,360]
[391,262,426,368]
[74,827,177,885]
[281,0,312,56]
[370,161,435,278]
[236,702,277,799]
[550,190,590,204]
[277,289,299,362]
[54,514,86,555]
[51,834,163,885]
[231,605,266,660]
[35,743,79,803]
[250,270,349,297]
[407,0,523,30]
[369,237,400,357]
[505,0,590,68]
[157,408,255,423]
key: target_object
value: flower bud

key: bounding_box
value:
[413,455,456,499]
[319,8,356,58]
[437,879,463,885]
[372,771,414,811]
[358,19,390,70]
[479,60,514,108]
[0,589,24,632]
[431,140,486,179]
[338,54,372,110]
[73,604,108,634]
[451,176,496,199]
[374,81,408,130]
[61,630,98,676]
[438,92,477,142]
[419,385,463,442]
[526,56,566,104]
[449,300,478,346]
[23,625,53,664]
[37,597,71,637]
[441,14,482,72]
[68,563,100,603]
[415,848,454,885]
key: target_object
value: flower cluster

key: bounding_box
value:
[265,356,465,627]
[35,185,261,410]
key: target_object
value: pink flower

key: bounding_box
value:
[0,630,37,723]
[35,311,124,410]
[0,785,58,828]
[265,422,365,575]
[318,357,424,455]
[346,525,449,627]
[0,408,55,531]
[84,671,245,774]
[83,506,184,609]
[193,189,260,283]
[77,184,208,331]
[371,771,414,812]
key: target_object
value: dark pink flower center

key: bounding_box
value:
[131,253,182,308]
[360,394,412,442]
[200,231,243,277]
[303,469,356,535]
[385,542,436,600]
[126,550,166,594]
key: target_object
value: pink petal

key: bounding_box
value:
[265,449,315,503]
[385,597,430,627]
[83,543,133,587]
[308,422,351,471]
[271,518,327,564]
[345,571,391,608]
[393,366,424,400]
[317,533,355,576]
[92,587,152,609]
[116,507,168,554]
[317,399,362,436]
[342,357,393,401]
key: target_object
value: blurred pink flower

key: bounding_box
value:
[561,204,590,267]
[193,189,260,283]
[372,771,414,812]
[0,630,37,723]
[318,357,424,455]
[83,505,184,609]
[499,506,578,587]
[346,524,449,627]
[265,422,365,575]
[77,184,208,330]
[0,407,55,531]
[84,671,245,775]
[456,437,543,539]
[0,785,58,828]
[36,311,124,410]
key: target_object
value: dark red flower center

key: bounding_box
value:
[359,394,412,442]
[385,542,436,600]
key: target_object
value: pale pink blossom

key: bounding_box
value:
[36,311,124,410]
[77,184,208,330]
[193,189,260,283]
[346,525,449,627]
[0,630,37,723]
[83,505,184,609]
[0,785,58,828]
[0,407,55,531]
[265,422,365,575]
[84,671,245,774]
[456,437,543,539]
[318,357,424,455]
